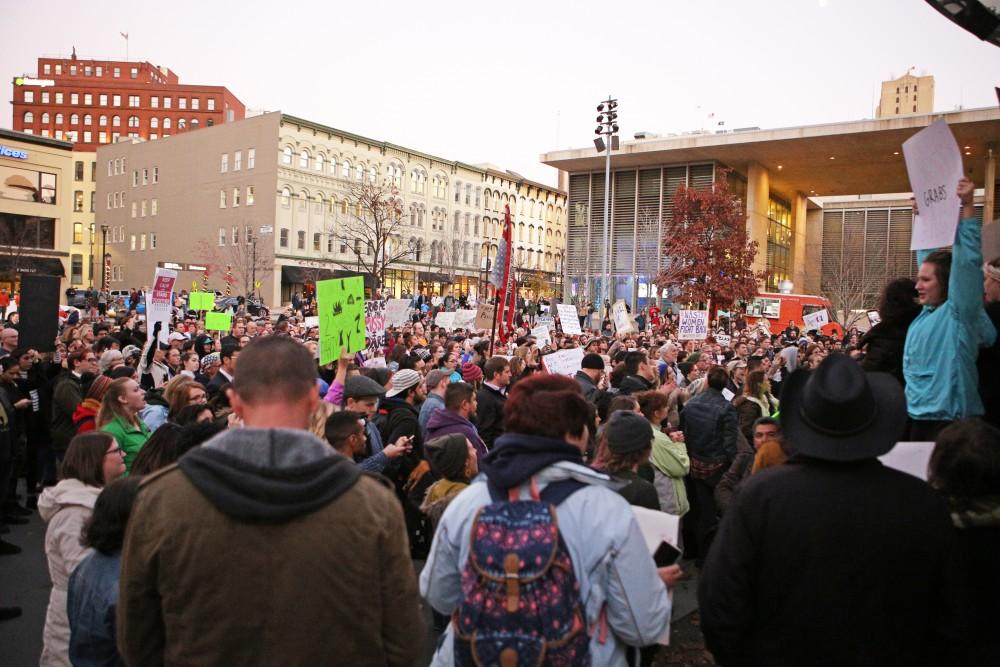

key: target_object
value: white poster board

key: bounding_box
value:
[364,299,386,352]
[902,119,963,250]
[384,299,411,327]
[435,311,456,330]
[632,506,681,646]
[145,268,177,346]
[716,334,732,347]
[530,324,551,348]
[878,441,934,481]
[540,347,585,377]
[304,316,320,328]
[453,309,477,331]
[677,309,709,340]
[612,300,634,333]
[802,308,830,332]
[557,303,582,335]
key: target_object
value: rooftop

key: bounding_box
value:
[0,127,74,150]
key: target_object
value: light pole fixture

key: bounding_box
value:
[595,96,619,317]
[100,225,110,291]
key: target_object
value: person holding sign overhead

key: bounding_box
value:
[903,177,997,441]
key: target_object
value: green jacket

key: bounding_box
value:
[650,427,690,516]
[101,415,150,474]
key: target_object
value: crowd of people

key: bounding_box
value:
[0,177,996,666]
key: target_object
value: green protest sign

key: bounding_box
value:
[317,276,365,364]
[205,312,232,332]
[189,292,215,311]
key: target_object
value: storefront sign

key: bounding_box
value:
[0,145,28,160]
[14,76,55,88]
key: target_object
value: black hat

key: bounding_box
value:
[425,433,470,481]
[781,353,906,462]
[343,375,387,399]
[606,411,653,454]
[581,353,605,370]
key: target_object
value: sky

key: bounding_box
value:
[2,0,998,187]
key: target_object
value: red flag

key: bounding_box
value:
[496,205,515,343]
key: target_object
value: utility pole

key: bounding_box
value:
[100,224,109,290]
[594,97,619,320]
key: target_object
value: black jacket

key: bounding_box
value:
[573,371,599,403]
[475,384,506,450]
[977,302,1000,428]
[680,388,738,465]
[700,457,964,667]
[618,374,654,396]
[51,371,83,452]
[859,310,919,386]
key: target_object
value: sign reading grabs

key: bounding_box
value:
[902,119,963,251]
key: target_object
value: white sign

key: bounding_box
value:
[304,316,320,328]
[541,347,585,377]
[631,505,681,646]
[716,334,732,347]
[384,299,411,327]
[145,268,177,346]
[453,309,477,331]
[802,308,830,332]
[878,442,934,481]
[902,119,963,250]
[557,304,582,335]
[867,310,881,327]
[365,299,386,353]
[612,300,634,333]
[530,324,551,348]
[435,311,456,329]
[677,310,709,340]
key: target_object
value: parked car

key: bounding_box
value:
[215,295,268,317]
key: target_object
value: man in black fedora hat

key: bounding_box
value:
[699,353,964,666]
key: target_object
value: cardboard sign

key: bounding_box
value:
[716,334,732,347]
[317,276,366,364]
[146,268,177,346]
[677,310,709,340]
[802,308,830,332]
[557,304,582,335]
[531,324,551,348]
[188,292,214,311]
[205,312,232,331]
[474,303,496,331]
[453,309,477,331]
[612,300,634,333]
[384,299,411,327]
[902,119,963,250]
[540,347,585,377]
[435,311,456,329]
[365,299,386,352]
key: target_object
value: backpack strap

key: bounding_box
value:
[487,477,588,506]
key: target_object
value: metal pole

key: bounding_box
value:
[100,226,108,291]
[251,236,257,298]
[602,114,612,320]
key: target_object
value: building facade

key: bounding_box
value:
[96,113,567,305]
[876,72,934,119]
[0,129,75,293]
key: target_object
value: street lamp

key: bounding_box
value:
[595,96,619,318]
[88,223,96,288]
[100,225,110,291]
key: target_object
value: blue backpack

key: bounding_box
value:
[453,478,590,666]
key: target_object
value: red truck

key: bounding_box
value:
[740,292,843,337]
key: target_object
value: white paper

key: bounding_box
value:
[452,309,477,331]
[530,324,551,348]
[631,506,681,646]
[721,388,735,402]
[677,310,709,340]
[435,311,456,329]
[878,441,934,481]
[304,316,320,328]
[716,334,732,347]
[540,347,585,377]
[556,304,582,335]
[802,308,829,332]
[612,300,634,333]
[384,299,411,327]
[145,268,177,346]
[902,119,963,250]
[867,311,881,327]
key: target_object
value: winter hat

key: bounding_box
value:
[385,369,422,398]
[461,362,483,383]
[200,353,221,371]
[344,374,388,399]
[581,352,605,370]
[98,350,124,374]
[85,374,114,401]
[686,351,702,364]
[425,433,470,481]
[122,345,141,360]
[606,410,653,455]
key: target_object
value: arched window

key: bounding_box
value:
[41,112,50,124]
[191,119,199,129]
[462,242,470,265]
[518,223,525,242]
[454,212,461,232]
[177,118,186,129]
[388,163,403,188]
[23,111,33,124]
[281,187,291,207]
[342,159,352,179]
[299,149,309,169]
[70,113,79,125]
[150,117,159,129]
[329,157,337,175]
[55,113,64,124]
[355,163,364,181]
[282,146,293,165]
[83,114,92,125]
[315,153,324,171]
[413,238,422,262]
[97,114,105,126]
[163,117,171,129]
[128,115,139,128]
[369,166,377,184]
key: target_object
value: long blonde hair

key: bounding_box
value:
[96,378,141,428]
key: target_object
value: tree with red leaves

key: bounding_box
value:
[654,173,762,310]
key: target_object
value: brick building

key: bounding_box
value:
[11,53,245,150]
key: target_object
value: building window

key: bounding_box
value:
[315,154,324,171]
[141,168,148,185]
[73,222,83,244]
[234,150,242,171]
[128,95,140,108]
[281,187,291,207]
[41,112,50,124]
[232,226,240,245]
[179,97,187,109]
[342,160,352,179]
[140,200,147,217]
[218,227,227,246]
[130,235,136,251]
[279,228,289,247]
[297,231,305,250]
[140,234,146,251]
[43,63,50,74]
[282,146,293,165]
[163,97,172,109]
[313,233,321,251]
[73,190,84,212]
[151,96,159,108]
[90,191,95,212]
[247,148,255,169]
[191,98,200,110]
[163,118,171,129]
[246,186,255,206]
[83,114,92,125]
[233,187,240,207]
[151,199,158,215]
[99,115,107,126]
[55,64,62,75]
[177,119,186,130]
[96,66,103,76]
[23,111,34,124]
[41,92,49,103]
[299,150,309,169]
[84,93,93,105]
[132,170,138,187]
[55,113,64,124]
[152,166,158,183]
[130,67,138,79]
[74,161,84,181]
[207,98,216,111]
[221,153,228,173]
[99,94,108,106]
[71,255,83,285]
[71,93,79,105]
[149,232,157,249]
[112,94,121,107]
[219,190,226,208]
[128,115,139,128]
[131,202,137,218]
[369,166,377,184]
[355,164,364,181]
[112,115,120,127]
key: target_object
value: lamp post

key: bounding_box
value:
[88,223,96,288]
[100,225,109,291]
[594,96,619,319]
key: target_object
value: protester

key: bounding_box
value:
[749,416,788,473]
[700,354,963,665]
[574,352,604,401]
[903,176,996,440]
[732,369,776,442]
[475,356,510,450]
[859,278,921,385]
[51,349,99,462]
[96,378,150,474]
[636,390,690,517]
[117,336,424,665]
[425,381,487,460]
[603,410,659,510]
[67,477,141,667]
[618,350,657,395]
[419,433,478,526]
[928,418,1000,666]
[72,376,113,435]
[39,432,125,667]
[128,423,183,476]
[421,374,673,666]
[418,369,449,436]
[980,254,1000,427]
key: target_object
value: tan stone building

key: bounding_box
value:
[0,129,76,294]
[876,72,934,119]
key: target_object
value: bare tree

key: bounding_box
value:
[635,207,661,307]
[197,230,273,297]
[820,252,892,331]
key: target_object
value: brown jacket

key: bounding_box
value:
[118,429,424,667]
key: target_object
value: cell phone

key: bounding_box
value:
[653,541,683,568]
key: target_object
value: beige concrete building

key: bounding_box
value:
[97,113,568,305]
[0,129,76,294]
[542,106,999,310]
[876,72,934,119]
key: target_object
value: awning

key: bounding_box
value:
[280,265,374,287]
[418,271,452,284]
[0,255,64,277]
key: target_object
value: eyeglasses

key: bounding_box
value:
[84,357,98,362]
[105,446,124,457]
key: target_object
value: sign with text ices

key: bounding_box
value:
[902,119,963,250]
[678,310,709,340]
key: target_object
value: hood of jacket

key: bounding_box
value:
[178,427,361,524]
[72,398,101,425]
[480,432,588,490]
[38,478,101,522]
[426,407,479,436]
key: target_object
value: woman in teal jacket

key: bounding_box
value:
[903,176,997,440]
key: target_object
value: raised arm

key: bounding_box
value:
[948,176,986,321]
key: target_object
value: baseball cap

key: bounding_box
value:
[385,369,422,398]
